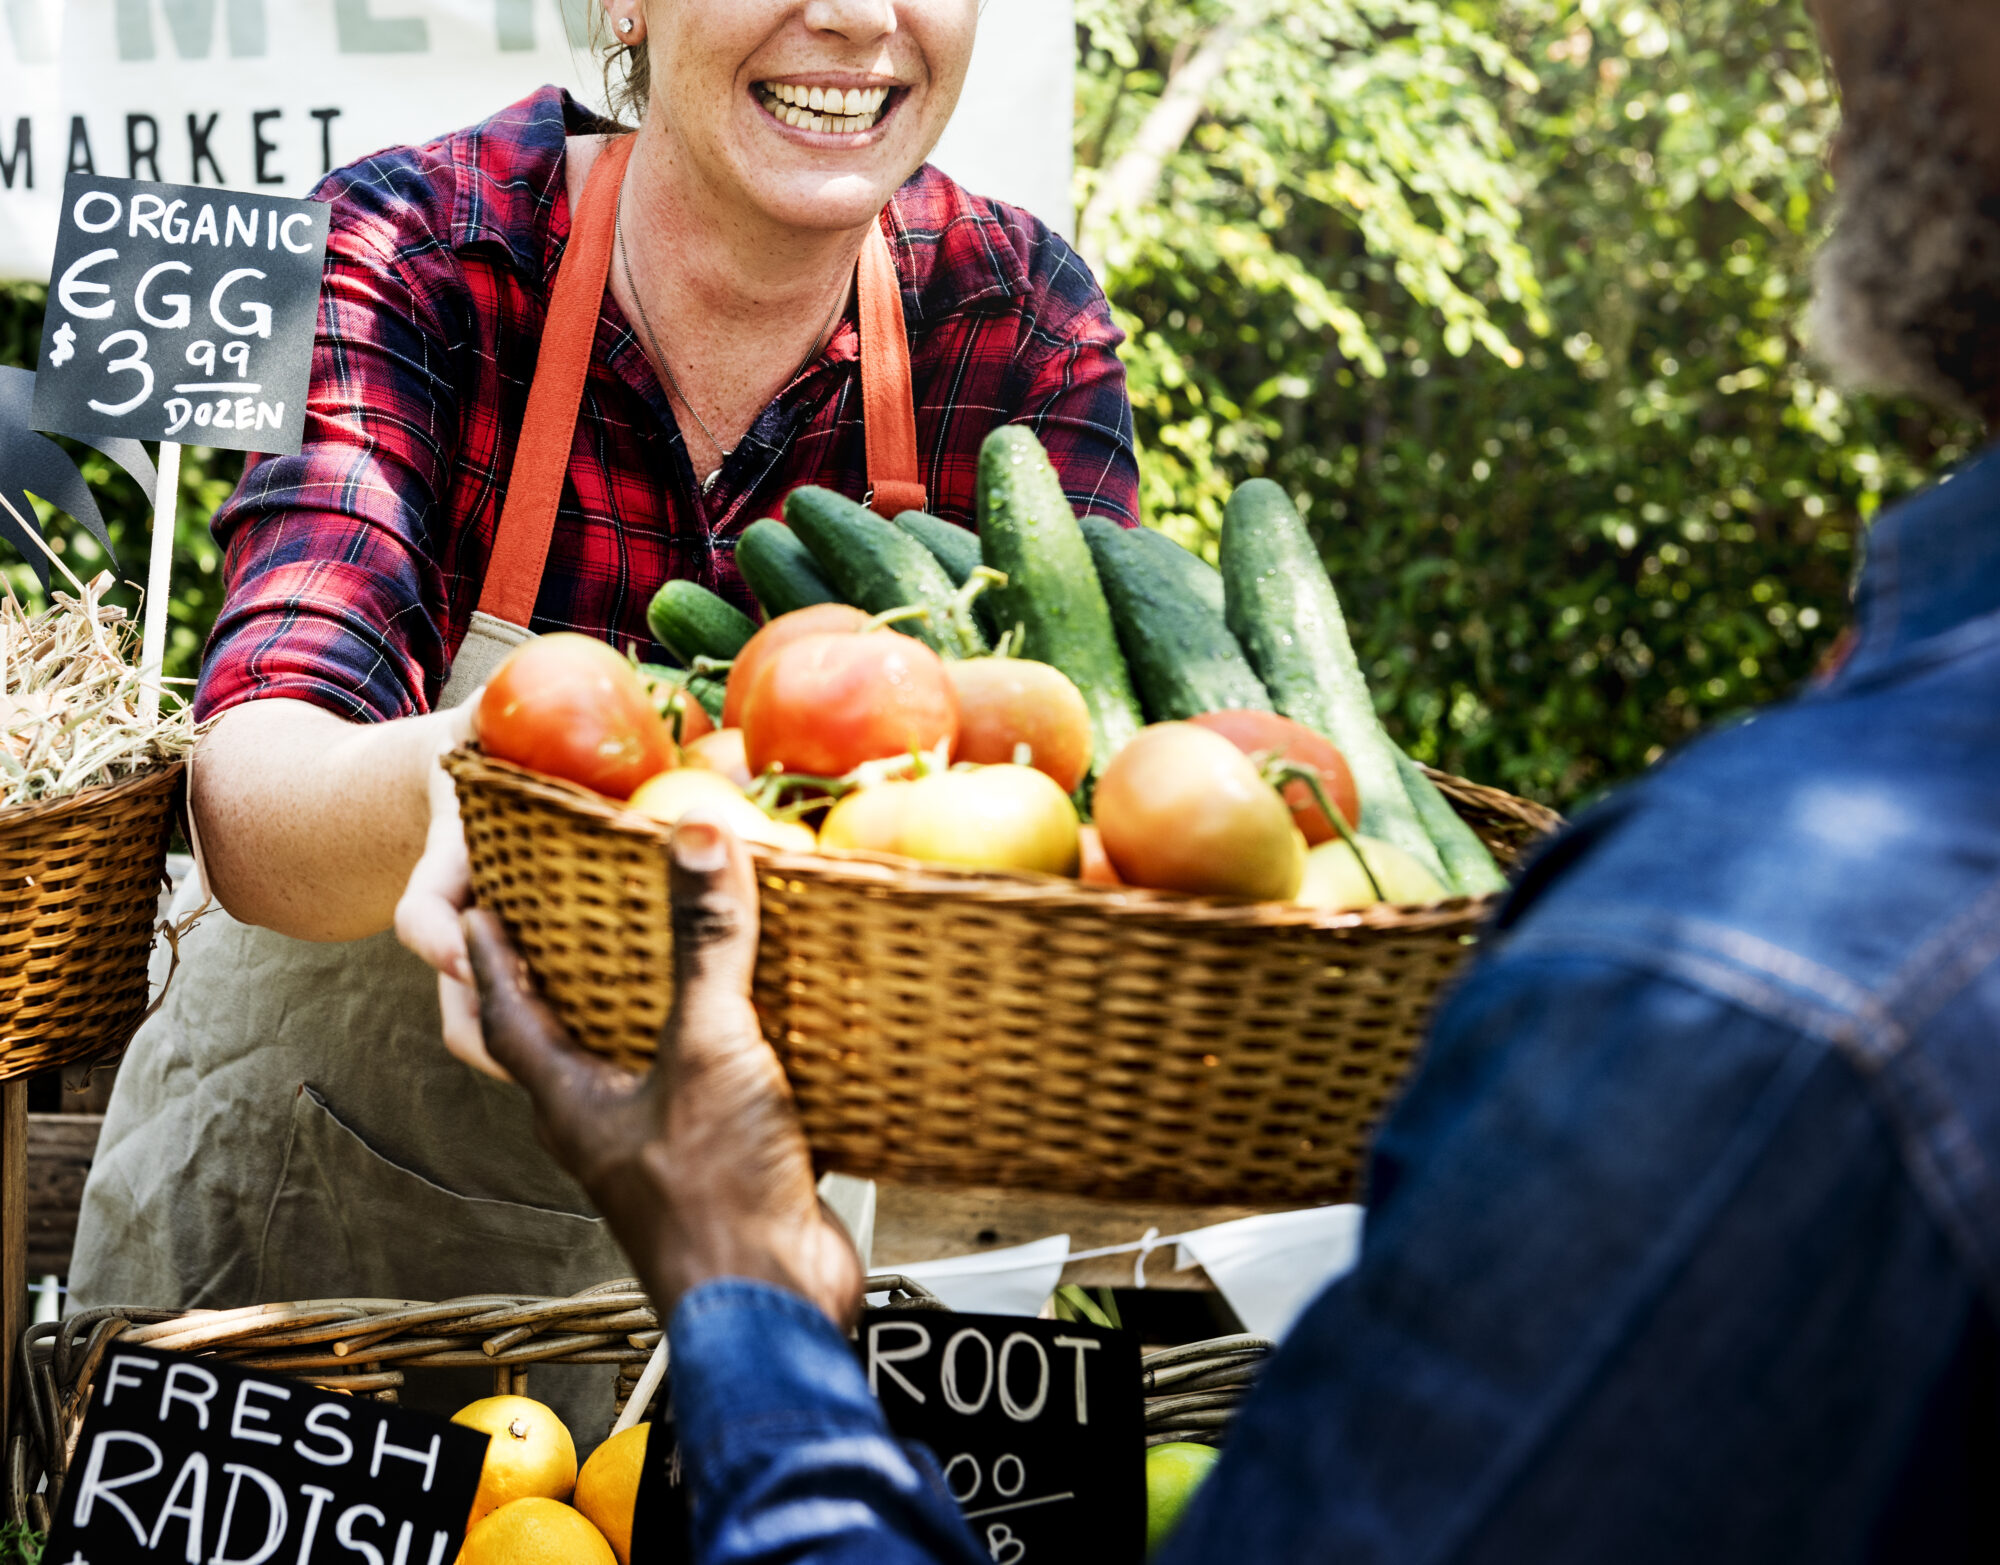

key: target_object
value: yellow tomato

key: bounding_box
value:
[817,780,918,855]
[897,765,1081,876]
[625,769,815,852]
[1094,723,1304,901]
[1295,836,1448,911]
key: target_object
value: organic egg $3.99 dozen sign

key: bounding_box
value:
[33,171,329,456]
[44,1346,487,1564]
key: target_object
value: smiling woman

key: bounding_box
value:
[66,0,1139,1446]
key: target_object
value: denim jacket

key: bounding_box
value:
[668,444,2000,1563]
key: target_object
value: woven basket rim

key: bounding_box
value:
[446,746,1557,934]
[0,759,184,830]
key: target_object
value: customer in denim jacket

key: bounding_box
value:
[465,0,2000,1557]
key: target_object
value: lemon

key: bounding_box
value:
[573,1422,650,1565]
[452,1396,577,1526]
[460,1497,615,1565]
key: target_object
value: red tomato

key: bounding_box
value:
[946,658,1093,795]
[743,631,959,778]
[1094,722,1305,901]
[1076,825,1124,886]
[724,603,873,730]
[478,633,675,799]
[640,675,714,746]
[1188,710,1358,845]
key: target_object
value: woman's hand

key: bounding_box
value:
[462,813,864,1327]
[393,695,501,1077]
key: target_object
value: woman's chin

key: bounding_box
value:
[733,162,926,236]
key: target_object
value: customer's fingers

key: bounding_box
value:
[665,814,764,1057]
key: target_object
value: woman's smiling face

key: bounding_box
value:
[638,0,979,232]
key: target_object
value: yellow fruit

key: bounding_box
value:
[460,1498,615,1565]
[1295,835,1449,911]
[896,765,1081,875]
[1146,1442,1220,1555]
[816,779,917,855]
[573,1423,650,1565]
[452,1396,577,1525]
[625,767,815,852]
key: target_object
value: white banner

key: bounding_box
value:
[0,0,1073,282]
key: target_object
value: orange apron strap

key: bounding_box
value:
[482,139,923,622]
[477,134,637,625]
[859,222,927,519]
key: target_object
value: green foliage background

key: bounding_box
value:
[0,0,1982,806]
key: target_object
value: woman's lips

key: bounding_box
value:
[755,81,900,136]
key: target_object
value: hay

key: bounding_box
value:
[0,571,197,809]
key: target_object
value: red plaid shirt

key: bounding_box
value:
[196,87,1137,724]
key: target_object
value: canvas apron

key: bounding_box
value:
[70,134,927,1430]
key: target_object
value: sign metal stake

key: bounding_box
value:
[139,440,180,724]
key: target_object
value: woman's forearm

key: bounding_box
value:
[193,697,470,942]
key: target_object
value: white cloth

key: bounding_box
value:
[1175,1206,1365,1342]
[875,1235,1073,1318]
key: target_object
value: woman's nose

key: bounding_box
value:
[801,0,899,45]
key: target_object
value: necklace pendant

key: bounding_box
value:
[701,466,722,497]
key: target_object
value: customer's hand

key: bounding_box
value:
[393,696,501,1078]
[462,813,864,1327]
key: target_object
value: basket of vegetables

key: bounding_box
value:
[0,574,193,1081]
[448,430,1560,1204]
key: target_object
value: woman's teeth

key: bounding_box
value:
[757,83,892,135]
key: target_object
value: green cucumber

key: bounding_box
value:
[1220,479,1446,881]
[734,519,839,618]
[647,579,757,665]
[1081,516,1271,722]
[893,511,1004,642]
[1129,526,1227,621]
[891,510,982,585]
[1394,747,1507,896]
[976,426,1144,777]
[785,486,986,658]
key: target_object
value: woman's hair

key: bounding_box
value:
[595,11,650,127]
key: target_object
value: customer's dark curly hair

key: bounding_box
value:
[1811,0,2000,418]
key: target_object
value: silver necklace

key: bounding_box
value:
[614,186,848,497]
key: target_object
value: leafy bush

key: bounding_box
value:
[1080,0,1978,804]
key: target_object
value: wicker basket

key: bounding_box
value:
[0,764,183,1082]
[447,748,1560,1204]
[7,1282,1269,1530]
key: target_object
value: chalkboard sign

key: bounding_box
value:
[866,1312,1144,1565]
[44,1347,487,1565]
[32,172,329,456]
[629,1422,692,1565]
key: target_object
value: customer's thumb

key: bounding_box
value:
[666,813,762,1037]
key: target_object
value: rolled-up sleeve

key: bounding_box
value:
[194,221,462,726]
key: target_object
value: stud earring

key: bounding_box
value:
[617,16,635,35]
